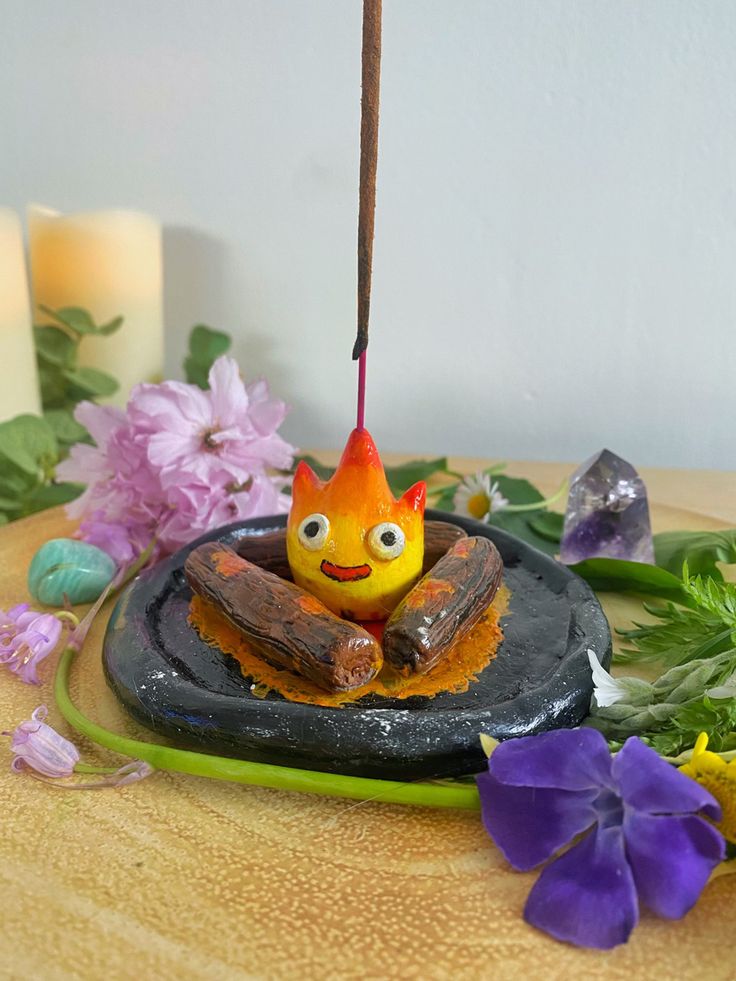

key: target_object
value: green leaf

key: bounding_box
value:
[0,414,58,475]
[0,495,23,511]
[485,510,560,556]
[41,305,97,336]
[37,363,70,408]
[23,481,83,514]
[527,511,564,543]
[654,530,736,580]
[293,454,335,481]
[34,325,76,368]
[0,464,37,499]
[184,325,232,389]
[63,366,119,399]
[293,455,451,498]
[432,484,459,511]
[385,458,448,496]
[43,409,88,445]
[492,475,544,506]
[569,557,689,602]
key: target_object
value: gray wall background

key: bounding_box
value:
[2,0,735,468]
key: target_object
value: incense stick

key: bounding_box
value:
[353,0,381,366]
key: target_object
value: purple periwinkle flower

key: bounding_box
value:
[477,728,725,949]
[9,705,80,777]
[0,604,63,684]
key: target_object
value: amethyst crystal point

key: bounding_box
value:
[560,449,654,565]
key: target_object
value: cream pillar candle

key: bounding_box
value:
[28,205,163,404]
[0,208,41,422]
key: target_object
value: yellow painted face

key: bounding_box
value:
[287,428,426,621]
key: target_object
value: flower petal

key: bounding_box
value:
[524,825,638,949]
[477,768,598,870]
[488,728,614,791]
[208,356,249,424]
[623,810,725,919]
[613,737,722,820]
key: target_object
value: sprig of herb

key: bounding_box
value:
[587,572,736,755]
[615,571,736,668]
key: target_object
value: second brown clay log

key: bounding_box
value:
[233,530,292,579]
[185,542,383,692]
[382,536,503,676]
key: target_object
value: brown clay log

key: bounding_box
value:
[185,542,383,692]
[233,520,467,581]
[382,536,503,676]
[234,530,292,579]
[422,520,468,574]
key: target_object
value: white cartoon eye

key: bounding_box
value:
[298,513,330,550]
[367,522,405,560]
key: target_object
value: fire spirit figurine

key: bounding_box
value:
[287,429,426,621]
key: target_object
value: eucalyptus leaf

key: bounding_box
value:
[63,366,119,399]
[654,529,736,580]
[569,557,689,603]
[33,325,76,368]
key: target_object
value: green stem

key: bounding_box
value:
[74,762,120,775]
[503,479,569,514]
[663,747,736,765]
[54,646,480,810]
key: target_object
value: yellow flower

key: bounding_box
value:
[679,732,736,843]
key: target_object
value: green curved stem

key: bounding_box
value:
[74,762,120,774]
[503,479,569,513]
[54,646,480,810]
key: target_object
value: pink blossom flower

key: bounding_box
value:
[56,356,295,560]
[0,604,63,684]
[9,705,79,777]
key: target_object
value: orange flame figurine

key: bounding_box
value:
[287,428,426,621]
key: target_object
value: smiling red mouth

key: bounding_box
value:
[320,560,372,583]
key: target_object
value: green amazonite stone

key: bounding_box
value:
[28,538,116,606]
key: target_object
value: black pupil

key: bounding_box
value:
[304,520,320,538]
[380,530,397,547]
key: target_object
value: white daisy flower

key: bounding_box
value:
[453,472,509,523]
[587,649,628,708]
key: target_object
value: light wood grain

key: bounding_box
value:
[1,462,735,981]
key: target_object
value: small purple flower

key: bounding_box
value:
[9,705,80,777]
[477,728,725,949]
[8,706,154,789]
[0,604,63,684]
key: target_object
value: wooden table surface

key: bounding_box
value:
[1,459,735,981]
